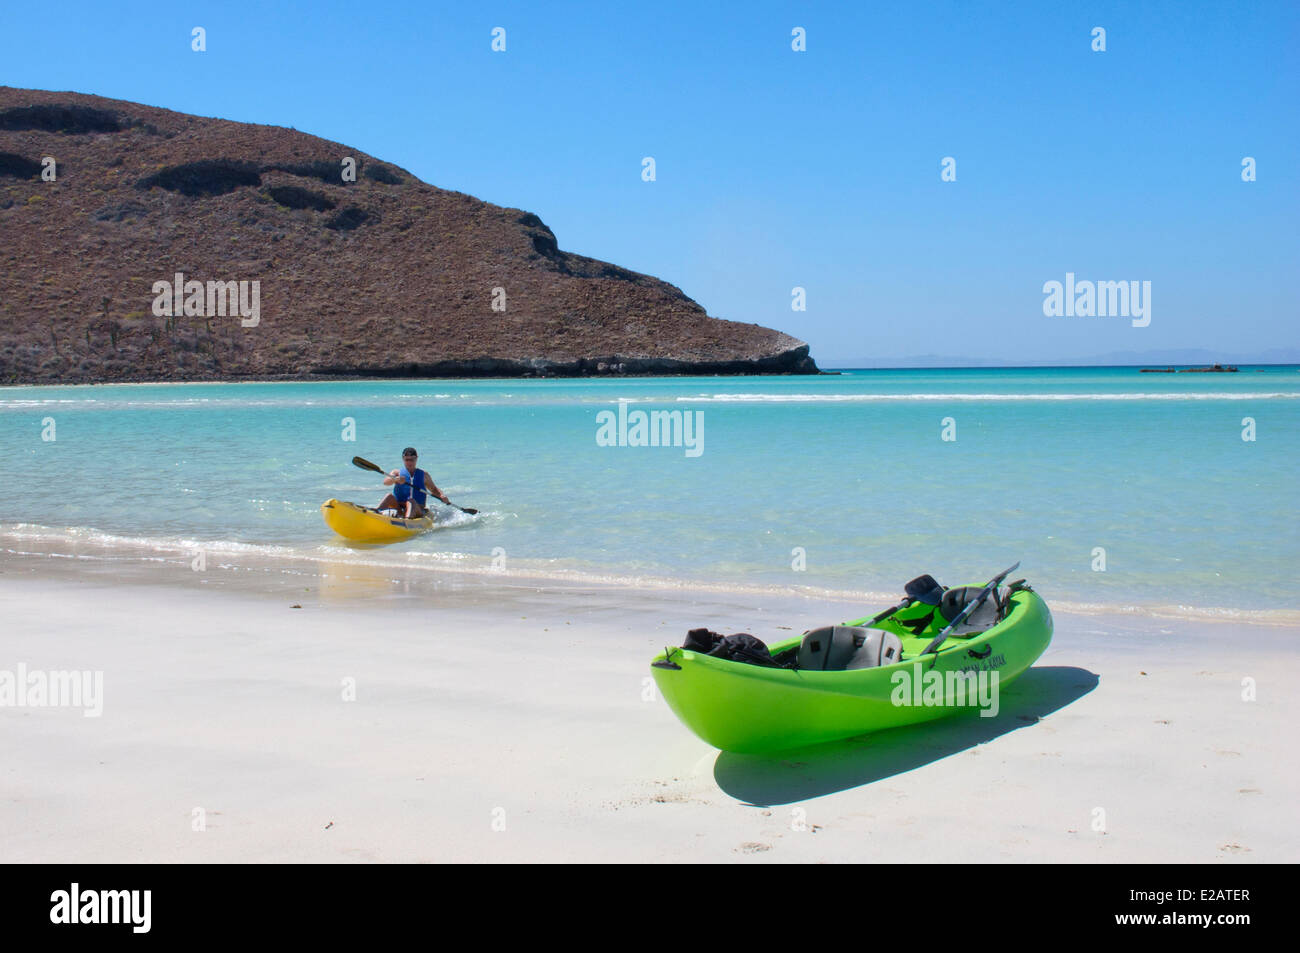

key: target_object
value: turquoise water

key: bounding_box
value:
[2,367,1297,618]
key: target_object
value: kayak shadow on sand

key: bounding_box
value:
[712,666,1098,806]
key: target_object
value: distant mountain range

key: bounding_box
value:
[825,347,1300,369]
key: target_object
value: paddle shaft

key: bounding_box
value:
[921,561,1021,659]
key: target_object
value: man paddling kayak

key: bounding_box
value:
[376,447,449,519]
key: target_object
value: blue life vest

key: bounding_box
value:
[393,467,427,505]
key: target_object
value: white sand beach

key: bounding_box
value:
[1,551,1296,864]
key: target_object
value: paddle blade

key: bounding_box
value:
[352,456,385,475]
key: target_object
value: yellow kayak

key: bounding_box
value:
[320,498,434,542]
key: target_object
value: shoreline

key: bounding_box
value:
[2,526,1297,628]
[0,350,823,388]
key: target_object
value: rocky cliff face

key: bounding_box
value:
[0,88,818,383]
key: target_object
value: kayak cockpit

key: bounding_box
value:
[763,625,982,671]
[668,571,1035,673]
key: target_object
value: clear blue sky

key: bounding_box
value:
[4,0,1297,365]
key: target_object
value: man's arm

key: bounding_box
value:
[424,474,449,504]
[385,469,407,486]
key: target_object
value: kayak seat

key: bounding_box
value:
[939,586,1004,634]
[904,573,945,605]
[798,626,904,672]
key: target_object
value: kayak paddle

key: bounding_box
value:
[350,456,478,515]
[920,561,1021,662]
[351,455,386,476]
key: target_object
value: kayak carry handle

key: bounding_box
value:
[652,647,682,670]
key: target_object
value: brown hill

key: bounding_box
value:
[0,87,818,383]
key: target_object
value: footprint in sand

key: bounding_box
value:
[1218,843,1251,854]
[738,842,772,854]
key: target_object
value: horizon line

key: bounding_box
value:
[820,362,1298,371]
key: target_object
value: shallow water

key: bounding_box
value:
[2,367,1297,619]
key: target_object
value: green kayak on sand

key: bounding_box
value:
[650,567,1053,754]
